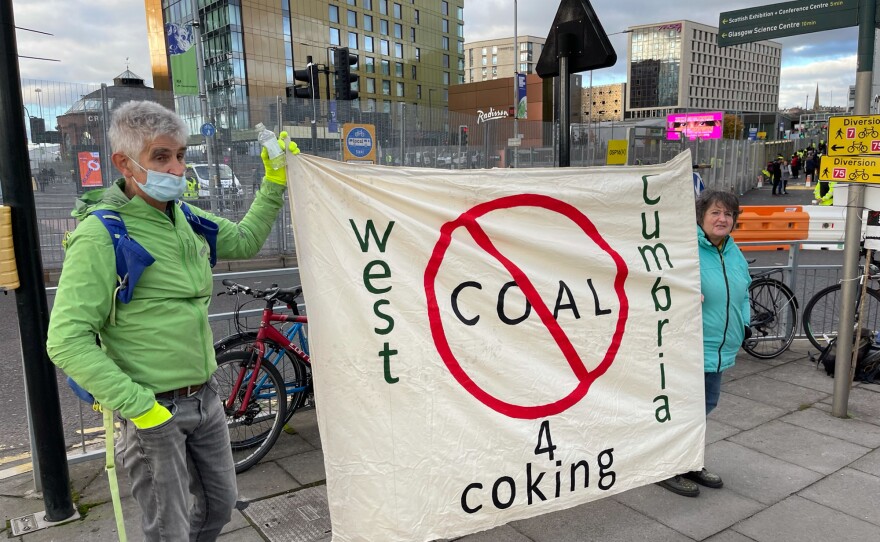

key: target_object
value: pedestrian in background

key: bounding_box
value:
[771,157,782,196]
[780,159,791,194]
[657,189,751,497]
[47,100,299,541]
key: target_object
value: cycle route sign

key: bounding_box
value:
[821,115,880,184]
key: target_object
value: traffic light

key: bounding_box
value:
[459,125,468,146]
[335,47,359,101]
[289,59,319,99]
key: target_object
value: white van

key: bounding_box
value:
[185,163,243,196]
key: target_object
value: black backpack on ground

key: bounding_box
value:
[813,330,880,383]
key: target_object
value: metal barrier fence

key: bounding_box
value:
[20,77,815,275]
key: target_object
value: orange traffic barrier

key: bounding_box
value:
[732,205,809,251]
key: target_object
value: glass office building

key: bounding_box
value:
[145,0,465,132]
[626,20,781,120]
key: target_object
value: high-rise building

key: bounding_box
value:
[582,83,626,122]
[462,36,545,83]
[144,0,465,132]
[625,20,781,120]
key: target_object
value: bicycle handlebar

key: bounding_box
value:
[219,279,303,306]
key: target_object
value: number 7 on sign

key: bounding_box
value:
[833,168,847,179]
[872,141,880,152]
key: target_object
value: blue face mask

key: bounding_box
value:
[127,156,187,202]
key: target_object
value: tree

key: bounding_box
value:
[723,114,744,139]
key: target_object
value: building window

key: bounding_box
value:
[411,65,417,79]
[442,36,449,50]
[383,100,392,113]
[442,54,449,68]
[443,72,450,85]
[414,9,419,23]
[379,0,388,15]
[348,10,357,27]
[348,32,358,49]
[492,55,497,65]
[394,42,403,58]
[457,5,463,19]
[416,84,421,98]
[457,41,463,54]
[457,23,463,38]
[410,27,416,41]
[481,56,487,66]
[415,47,420,60]
[395,62,403,76]
[329,5,339,23]
[365,56,375,73]
[442,19,448,33]
[347,0,356,5]
[396,81,404,97]
[382,80,391,95]
[380,19,388,35]
[366,97,376,111]
[364,14,373,31]
[381,59,390,74]
[366,78,376,93]
[441,1,448,15]
[364,35,374,52]
[330,28,341,45]
[364,0,372,9]
[394,23,402,38]
[393,3,401,18]
[380,39,389,55]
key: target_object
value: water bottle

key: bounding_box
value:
[255,123,285,170]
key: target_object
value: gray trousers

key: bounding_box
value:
[119,380,237,541]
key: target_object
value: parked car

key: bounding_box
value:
[185,163,243,196]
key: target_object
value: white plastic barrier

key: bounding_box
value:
[802,204,848,250]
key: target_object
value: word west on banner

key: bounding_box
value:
[287,151,706,542]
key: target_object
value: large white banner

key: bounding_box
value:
[287,151,706,542]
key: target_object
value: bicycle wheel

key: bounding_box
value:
[215,332,310,422]
[803,285,880,350]
[743,278,798,359]
[214,351,287,473]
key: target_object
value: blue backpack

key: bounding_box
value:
[92,201,219,303]
[66,201,219,404]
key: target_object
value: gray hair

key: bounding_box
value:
[695,189,741,224]
[108,101,188,158]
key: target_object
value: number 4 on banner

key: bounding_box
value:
[534,420,557,460]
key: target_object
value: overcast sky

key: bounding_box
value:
[13,0,862,110]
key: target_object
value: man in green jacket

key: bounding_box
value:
[47,101,297,541]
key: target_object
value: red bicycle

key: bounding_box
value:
[213,279,311,473]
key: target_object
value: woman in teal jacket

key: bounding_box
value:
[659,189,751,498]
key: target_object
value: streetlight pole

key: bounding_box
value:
[34,87,43,169]
[513,0,518,168]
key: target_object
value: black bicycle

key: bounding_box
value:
[802,256,880,351]
[743,268,799,359]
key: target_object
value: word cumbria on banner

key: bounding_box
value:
[286,151,706,542]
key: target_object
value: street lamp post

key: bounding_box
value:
[34,87,43,169]
[513,0,518,168]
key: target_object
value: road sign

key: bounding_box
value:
[507,137,521,147]
[606,140,628,165]
[827,115,880,156]
[718,0,859,47]
[342,123,376,163]
[200,122,216,137]
[819,155,880,184]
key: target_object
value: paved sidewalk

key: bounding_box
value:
[2,340,879,541]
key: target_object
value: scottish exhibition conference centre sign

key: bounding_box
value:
[718,0,859,47]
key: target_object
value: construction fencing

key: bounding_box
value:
[18,78,810,272]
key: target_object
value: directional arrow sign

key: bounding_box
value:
[718,0,859,47]
[827,115,880,157]
[820,155,880,184]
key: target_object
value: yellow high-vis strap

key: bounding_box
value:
[0,206,19,290]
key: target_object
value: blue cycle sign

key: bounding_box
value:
[343,123,377,163]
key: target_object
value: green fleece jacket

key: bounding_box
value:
[47,179,286,420]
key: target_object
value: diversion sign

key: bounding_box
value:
[286,152,706,542]
[719,0,859,47]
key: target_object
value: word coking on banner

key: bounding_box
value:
[287,151,706,542]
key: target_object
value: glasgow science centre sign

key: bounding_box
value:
[718,0,859,47]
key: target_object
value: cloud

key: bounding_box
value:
[11,0,862,111]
